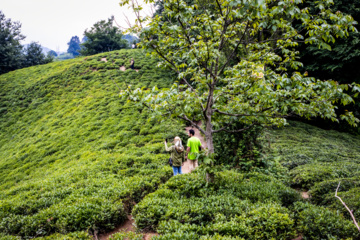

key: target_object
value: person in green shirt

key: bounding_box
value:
[165,136,186,176]
[186,129,202,171]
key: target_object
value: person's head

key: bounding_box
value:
[174,136,184,152]
[174,136,181,144]
[188,129,195,137]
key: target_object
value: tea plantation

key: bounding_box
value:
[0,50,182,239]
[1,50,360,239]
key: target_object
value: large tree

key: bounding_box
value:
[79,16,129,56]
[0,11,25,74]
[120,0,359,178]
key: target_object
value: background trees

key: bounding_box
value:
[23,42,53,68]
[0,11,54,74]
[67,36,81,56]
[296,0,360,133]
[79,16,128,56]
[299,0,360,85]
[0,11,25,74]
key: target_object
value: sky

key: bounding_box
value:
[1,0,153,52]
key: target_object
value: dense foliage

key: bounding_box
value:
[132,171,359,239]
[80,17,129,56]
[0,49,178,238]
[299,0,360,85]
[297,0,360,133]
[213,124,264,170]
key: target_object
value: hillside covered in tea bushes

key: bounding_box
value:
[0,49,182,239]
[1,49,360,240]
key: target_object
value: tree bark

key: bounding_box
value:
[204,86,215,183]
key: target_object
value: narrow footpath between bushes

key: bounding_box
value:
[98,124,310,240]
[98,126,207,240]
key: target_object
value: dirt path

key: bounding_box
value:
[98,215,157,240]
[98,215,134,240]
[98,126,206,239]
[182,126,207,174]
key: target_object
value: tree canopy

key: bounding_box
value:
[120,0,359,167]
[79,16,129,56]
[0,11,25,74]
[299,0,360,84]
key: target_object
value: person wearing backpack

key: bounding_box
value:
[165,136,186,176]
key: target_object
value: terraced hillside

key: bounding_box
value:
[0,49,182,239]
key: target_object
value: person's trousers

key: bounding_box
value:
[172,166,182,176]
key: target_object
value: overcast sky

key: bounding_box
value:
[1,0,153,52]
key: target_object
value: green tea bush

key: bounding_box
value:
[267,121,360,168]
[32,231,92,240]
[328,187,360,220]
[294,202,360,240]
[310,178,360,205]
[0,49,179,238]
[310,180,360,220]
[289,162,360,189]
[109,231,143,240]
[132,171,299,239]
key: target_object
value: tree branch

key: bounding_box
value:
[335,182,360,232]
[213,123,257,133]
[218,21,249,75]
[178,114,206,135]
[213,107,272,117]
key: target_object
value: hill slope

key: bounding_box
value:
[1,50,360,239]
[0,49,182,238]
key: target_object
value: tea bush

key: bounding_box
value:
[310,177,360,205]
[289,162,360,189]
[0,231,91,240]
[293,202,360,239]
[267,120,360,224]
[109,231,143,240]
[0,49,179,238]
[311,180,360,220]
[268,121,360,168]
[132,171,299,239]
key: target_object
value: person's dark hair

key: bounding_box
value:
[189,129,195,136]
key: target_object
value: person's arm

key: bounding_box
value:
[164,141,172,151]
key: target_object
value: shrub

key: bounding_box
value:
[133,172,298,239]
[310,177,360,205]
[267,121,360,168]
[289,162,360,189]
[32,231,92,240]
[293,202,360,240]
[109,231,143,240]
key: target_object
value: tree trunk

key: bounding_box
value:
[204,90,215,183]
[206,172,215,183]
